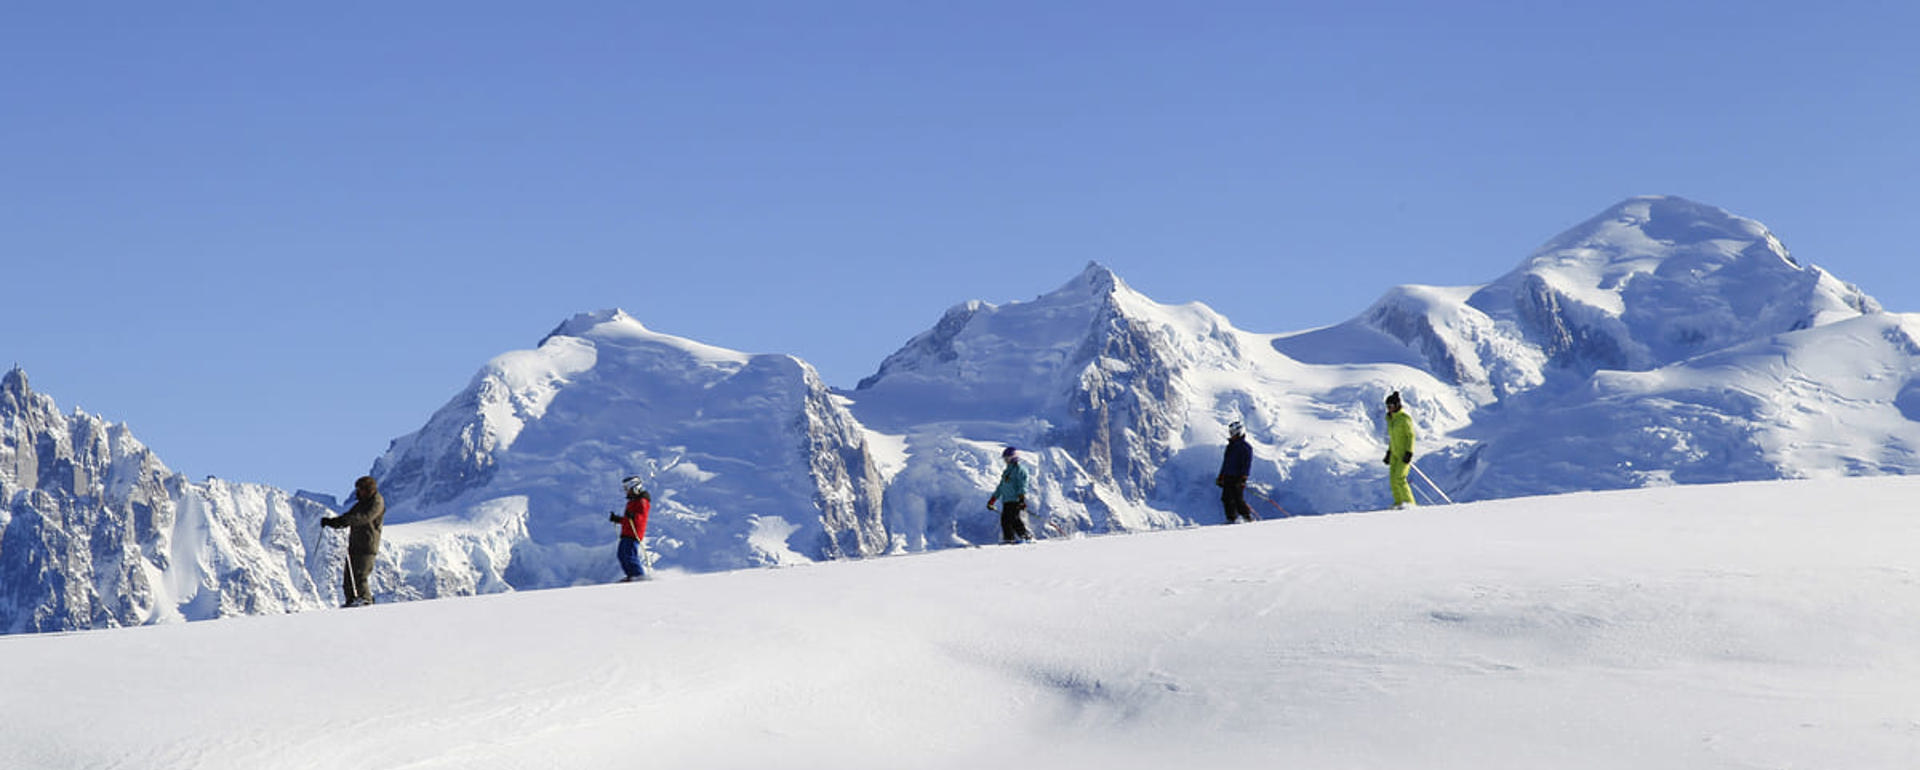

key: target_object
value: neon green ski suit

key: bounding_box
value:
[1387,410,1416,506]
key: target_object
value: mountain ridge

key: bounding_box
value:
[6,196,1918,634]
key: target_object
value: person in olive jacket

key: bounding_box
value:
[321,476,385,607]
[1216,420,1256,524]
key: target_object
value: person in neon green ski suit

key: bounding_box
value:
[1383,390,1416,509]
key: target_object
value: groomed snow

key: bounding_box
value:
[4,477,1917,769]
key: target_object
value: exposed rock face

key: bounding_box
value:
[13,196,1920,636]
[0,368,335,634]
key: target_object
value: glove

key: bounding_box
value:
[1214,474,1225,488]
[609,511,623,524]
[321,517,341,529]
[1383,451,1392,466]
[1401,451,1414,464]
[986,498,998,511]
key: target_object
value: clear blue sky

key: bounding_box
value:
[4,2,1916,496]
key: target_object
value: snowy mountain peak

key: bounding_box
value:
[1062,260,1123,296]
[1278,194,1887,405]
[2,366,26,405]
[542,308,641,343]
[1,372,340,634]
[853,261,1169,399]
[15,196,1920,638]
[1041,261,1165,316]
[1478,195,1880,372]
[539,308,754,370]
[370,306,888,579]
[1540,195,1775,256]
[1511,196,1807,309]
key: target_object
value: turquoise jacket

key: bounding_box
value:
[992,461,1029,502]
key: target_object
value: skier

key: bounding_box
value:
[986,446,1033,543]
[1384,390,1417,509]
[1216,420,1255,523]
[608,475,652,582]
[320,476,385,607]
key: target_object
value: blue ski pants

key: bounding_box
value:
[617,537,646,578]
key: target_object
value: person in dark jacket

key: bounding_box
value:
[986,446,1033,543]
[1216,420,1256,524]
[609,475,652,582]
[321,476,385,607]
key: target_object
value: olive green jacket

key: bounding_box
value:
[335,492,386,555]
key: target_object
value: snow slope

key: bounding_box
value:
[4,476,1916,769]
[1453,313,1920,495]
[10,195,1920,637]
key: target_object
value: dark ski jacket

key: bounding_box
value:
[331,491,386,555]
[614,492,651,541]
[1219,435,1253,480]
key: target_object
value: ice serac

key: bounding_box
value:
[0,368,339,634]
[371,309,888,586]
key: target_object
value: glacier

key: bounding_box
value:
[6,195,1920,634]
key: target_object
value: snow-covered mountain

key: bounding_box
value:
[368,310,889,588]
[849,260,1450,539]
[0,368,342,633]
[1291,196,1879,398]
[1272,195,1912,500]
[8,194,1920,635]
[856,195,1918,536]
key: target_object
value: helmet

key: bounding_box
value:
[621,475,646,496]
[1227,420,1245,437]
[1002,446,1019,460]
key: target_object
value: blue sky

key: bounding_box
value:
[4,2,1916,495]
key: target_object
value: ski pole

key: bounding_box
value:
[1408,462,1455,505]
[1405,473,1435,507]
[1251,490,1289,518]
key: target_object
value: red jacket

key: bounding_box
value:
[617,493,650,540]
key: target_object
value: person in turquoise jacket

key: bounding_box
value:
[986,446,1033,542]
[1384,390,1417,509]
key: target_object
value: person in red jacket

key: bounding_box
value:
[609,475,652,582]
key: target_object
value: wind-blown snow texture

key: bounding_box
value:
[5,195,1920,633]
[5,477,1918,769]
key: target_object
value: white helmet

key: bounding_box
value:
[1227,420,1245,438]
[621,475,646,496]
